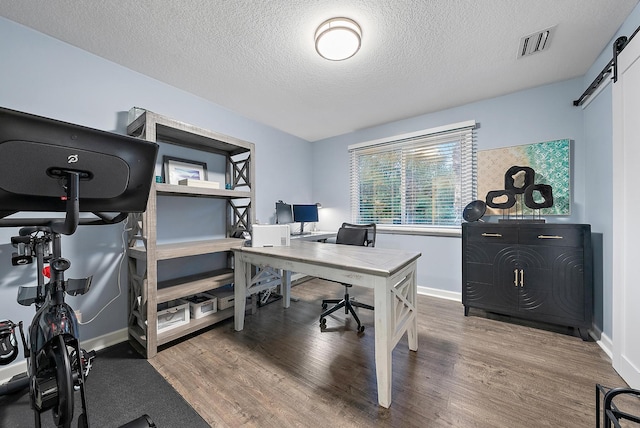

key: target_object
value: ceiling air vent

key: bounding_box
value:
[517,26,556,58]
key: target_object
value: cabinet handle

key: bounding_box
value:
[514,269,518,287]
[538,235,563,239]
[481,233,503,237]
[520,269,524,287]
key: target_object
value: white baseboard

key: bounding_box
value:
[0,328,129,385]
[417,285,461,302]
[595,329,613,360]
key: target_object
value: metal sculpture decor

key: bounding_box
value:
[484,165,554,222]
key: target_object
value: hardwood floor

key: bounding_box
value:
[149,279,639,427]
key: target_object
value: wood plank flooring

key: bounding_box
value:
[149,279,639,427]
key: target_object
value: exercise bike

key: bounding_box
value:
[9,205,94,427]
[0,106,158,427]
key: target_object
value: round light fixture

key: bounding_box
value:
[315,17,362,61]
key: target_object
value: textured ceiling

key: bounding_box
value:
[1,0,638,141]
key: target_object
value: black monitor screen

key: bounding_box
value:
[293,204,318,223]
[275,201,293,224]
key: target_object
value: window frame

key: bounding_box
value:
[348,120,477,236]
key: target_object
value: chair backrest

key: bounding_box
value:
[336,227,367,246]
[336,222,376,247]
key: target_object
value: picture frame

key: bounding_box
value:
[477,139,571,216]
[162,156,208,185]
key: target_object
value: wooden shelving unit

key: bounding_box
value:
[126,109,255,358]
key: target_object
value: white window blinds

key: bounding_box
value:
[349,121,476,229]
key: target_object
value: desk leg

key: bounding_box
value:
[281,270,291,308]
[408,265,418,352]
[234,260,248,331]
[373,263,419,407]
[374,277,393,408]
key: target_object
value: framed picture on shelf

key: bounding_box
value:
[162,156,208,185]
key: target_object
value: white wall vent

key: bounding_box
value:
[517,26,556,58]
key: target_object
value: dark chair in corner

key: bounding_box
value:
[319,222,376,333]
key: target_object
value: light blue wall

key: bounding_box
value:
[0,17,312,348]
[313,78,585,295]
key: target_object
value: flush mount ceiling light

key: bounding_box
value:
[315,17,362,61]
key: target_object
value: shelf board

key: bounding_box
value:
[157,269,234,303]
[127,109,253,155]
[128,311,233,347]
[157,307,235,345]
[128,237,244,260]
[127,309,235,350]
[129,304,255,350]
[155,182,251,199]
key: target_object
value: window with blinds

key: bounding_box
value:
[349,120,476,230]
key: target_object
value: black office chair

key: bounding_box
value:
[319,222,376,333]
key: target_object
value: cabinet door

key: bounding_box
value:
[463,225,518,311]
[517,241,586,325]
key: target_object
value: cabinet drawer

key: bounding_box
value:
[464,225,518,244]
[518,227,585,247]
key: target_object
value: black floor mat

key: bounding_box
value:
[0,341,210,428]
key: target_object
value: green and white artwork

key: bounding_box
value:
[478,139,571,216]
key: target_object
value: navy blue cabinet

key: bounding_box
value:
[462,222,593,340]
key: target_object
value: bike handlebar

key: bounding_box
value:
[0,213,130,229]
[0,171,131,233]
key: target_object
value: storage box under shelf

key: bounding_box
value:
[208,284,235,310]
[183,293,218,319]
[157,300,190,334]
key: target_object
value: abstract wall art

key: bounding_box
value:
[477,139,571,216]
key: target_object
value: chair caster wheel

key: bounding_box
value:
[322,303,327,310]
[358,326,365,334]
[320,318,326,329]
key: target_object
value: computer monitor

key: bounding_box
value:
[292,204,318,235]
[275,201,293,224]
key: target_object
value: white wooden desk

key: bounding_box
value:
[232,240,421,408]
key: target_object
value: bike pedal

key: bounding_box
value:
[81,349,96,377]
